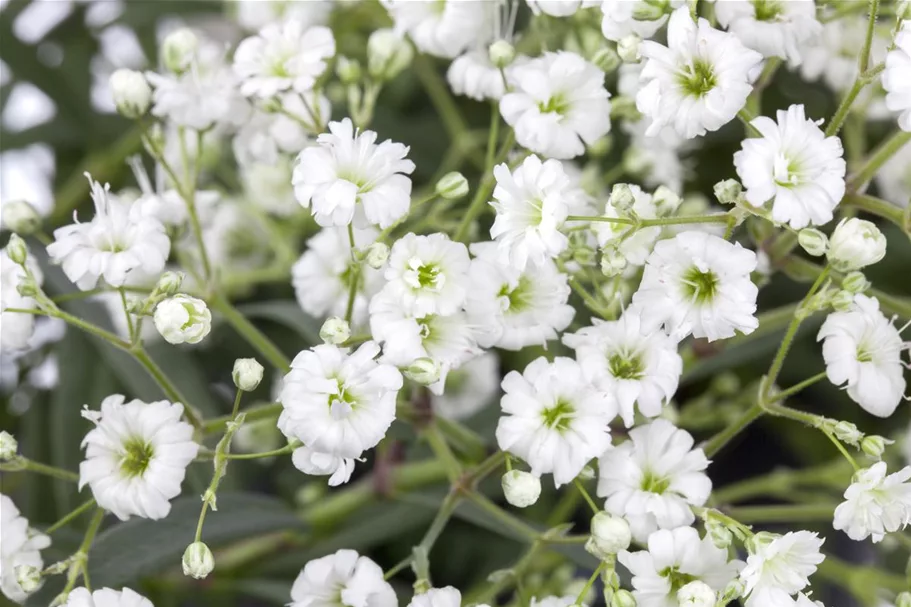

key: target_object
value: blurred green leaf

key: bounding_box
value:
[237,300,322,345]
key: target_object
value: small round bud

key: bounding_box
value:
[435,172,469,200]
[404,357,441,385]
[653,185,681,216]
[705,518,733,550]
[589,512,631,555]
[368,29,413,81]
[320,316,351,345]
[610,589,637,607]
[721,579,745,603]
[833,420,862,446]
[826,218,887,272]
[601,248,627,277]
[156,271,184,296]
[15,564,42,594]
[182,541,214,579]
[861,435,891,459]
[0,431,18,461]
[109,69,151,119]
[617,34,641,63]
[232,358,264,392]
[501,470,542,508]
[365,242,390,269]
[592,46,621,72]
[609,183,635,211]
[578,465,596,481]
[162,28,198,73]
[830,290,855,312]
[677,581,715,607]
[489,40,516,68]
[841,271,869,294]
[896,592,911,607]
[1,200,41,235]
[153,294,212,345]
[713,179,742,205]
[6,234,28,265]
[797,228,828,257]
[336,56,362,84]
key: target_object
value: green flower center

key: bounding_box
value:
[120,437,154,478]
[541,399,575,432]
[608,351,644,380]
[660,567,698,594]
[677,59,717,98]
[498,275,535,314]
[680,265,719,304]
[856,345,873,363]
[538,94,570,115]
[641,468,671,494]
[752,0,784,21]
[405,257,445,291]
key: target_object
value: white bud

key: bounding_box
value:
[15,564,42,594]
[435,172,470,200]
[713,179,742,205]
[501,470,542,508]
[601,247,627,277]
[232,358,264,392]
[833,420,862,446]
[589,511,631,555]
[705,517,733,550]
[489,40,516,68]
[368,29,413,80]
[653,185,681,216]
[365,242,390,269]
[797,228,828,257]
[841,271,869,294]
[162,28,198,73]
[109,69,151,119]
[6,234,28,265]
[677,581,715,607]
[721,579,745,603]
[609,183,635,211]
[610,589,637,607]
[830,290,855,312]
[156,271,184,296]
[826,218,886,272]
[861,435,891,459]
[336,56,362,84]
[1,200,41,235]
[320,316,351,345]
[404,357,441,385]
[897,591,911,607]
[592,46,621,72]
[153,295,212,345]
[182,541,214,579]
[0,431,18,461]
[617,34,641,63]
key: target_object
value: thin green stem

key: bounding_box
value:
[209,292,291,373]
[231,389,243,419]
[485,100,500,176]
[726,503,836,524]
[344,223,360,324]
[859,0,880,74]
[118,288,135,343]
[703,404,764,458]
[466,451,507,486]
[186,129,212,282]
[222,444,294,460]
[463,490,539,542]
[1,459,80,482]
[575,562,606,606]
[418,491,463,555]
[425,423,463,482]
[60,508,105,598]
[453,129,515,243]
[763,402,823,426]
[843,192,905,229]
[46,499,96,534]
[205,402,282,434]
[848,129,911,192]
[738,109,761,137]
[825,77,866,137]
[414,54,467,141]
[822,430,861,471]
[574,479,599,514]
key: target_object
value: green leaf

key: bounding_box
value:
[237,300,322,345]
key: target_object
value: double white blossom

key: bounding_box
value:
[62,587,154,607]
[740,531,825,607]
[714,0,821,65]
[1,246,43,352]
[834,462,911,543]
[382,0,495,59]
[600,0,682,42]
[431,353,499,421]
[448,51,510,102]
[290,549,397,607]
[0,494,50,603]
[381,233,471,317]
[884,21,911,132]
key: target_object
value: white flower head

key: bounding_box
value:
[1,246,43,352]
[431,352,499,421]
[409,586,478,607]
[234,0,333,33]
[233,93,325,166]
[291,549,397,607]
[874,138,911,208]
[834,461,911,543]
[817,294,907,418]
[234,20,335,98]
[528,0,591,18]
[734,104,846,229]
[292,445,356,487]
[563,308,682,428]
[885,21,911,132]
[600,0,683,42]
[501,52,611,159]
[740,531,825,606]
[382,233,471,317]
[447,50,509,101]
[0,494,50,603]
[800,15,889,93]
[47,175,170,291]
[79,395,199,521]
[826,217,887,271]
[714,0,821,65]
[496,356,615,487]
[632,231,759,341]
[153,295,212,345]
[382,0,496,59]
[637,7,763,139]
[598,419,711,541]
[61,587,154,607]
[293,118,415,229]
[278,342,403,459]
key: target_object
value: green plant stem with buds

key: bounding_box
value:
[57,508,106,602]
[848,130,911,193]
[0,457,80,482]
[344,224,361,325]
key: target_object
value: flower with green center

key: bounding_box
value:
[384,232,470,317]
[540,399,575,433]
[119,438,154,478]
[677,59,717,98]
[680,265,719,304]
[714,0,820,64]
[751,0,783,22]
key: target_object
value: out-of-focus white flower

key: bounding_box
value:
[291,550,398,607]
[818,294,906,418]
[599,0,683,41]
[0,246,43,352]
[598,419,710,541]
[0,494,50,603]
[496,356,614,487]
[833,461,911,542]
[800,15,889,93]
[109,68,152,118]
[233,93,325,165]
[382,0,496,59]
[448,50,509,101]
[153,295,212,345]
[740,531,824,607]
[632,231,759,341]
[637,7,762,139]
[233,0,333,33]
[162,28,198,73]
[241,157,299,217]
[79,395,199,521]
[502,469,543,508]
[293,118,415,229]
[884,21,911,132]
[381,233,471,317]
[0,200,41,235]
[591,184,661,266]
[826,218,887,271]
[291,445,356,487]
[528,0,592,17]
[501,52,611,159]
[874,140,911,208]
[431,352,499,420]
[233,20,335,98]
[61,587,153,607]
[714,0,821,65]
[734,104,845,230]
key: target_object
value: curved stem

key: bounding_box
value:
[209,292,291,373]
[848,129,911,192]
[222,444,294,460]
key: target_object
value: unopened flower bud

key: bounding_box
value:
[501,470,542,508]
[404,357,441,385]
[489,40,516,68]
[368,29,413,81]
[232,358,264,392]
[589,512,631,556]
[677,581,715,607]
[1,200,41,235]
[592,46,621,72]
[182,541,214,579]
[162,28,198,73]
[797,228,828,257]
[610,589,636,607]
[833,420,862,446]
[0,431,18,461]
[721,579,745,603]
[609,183,635,211]
[830,290,855,312]
[861,435,891,459]
[6,234,28,265]
[109,69,151,119]
[827,218,886,272]
[653,185,681,216]
[705,518,733,550]
[320,316,351,345]
[713,179,742,205]
[365,242,389,269]
[578,465,595,481]
[617,34,641,62]
[153,295,211,345]
[16,278,38,298]
[745,531,777,554]
[841,271,869,294]
[15,564,41,594]
[156,271,183,296]
[601,248,627,277]
[435,172,469,200]
[336,56,362,84]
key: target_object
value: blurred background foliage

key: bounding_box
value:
[1,1,910,606]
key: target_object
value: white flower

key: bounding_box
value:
[489,155,585,270]
[714,0,821,65]
[234,20,335,98]
[382,0,496,59]
[61,587,154,607]
[382,233,471,317]
[800,15,889,92]
[598,420,710,541]
[619,526,742,607]
[563,309,681,428]
[826,218,887,271]
[153,295,212,345]
[0,495,50,603]
[233,93,325,165]
[234,0,332,32]
[408,587,469,607]
[600,0,682,41]
[292,226,383,327]
[495,356,614,487]
[47,175,170,291]
[591,184,661,266]
[79,395,199,521]
[677,581,716,607]
[589,511,632,556]
[109,68,151,118]
[0,246,43,352]
[241,157,299,217]
[833,462,911,542]
[431,352,499,420]
[447,50,508,101]
[291,446,356,487]
[466,242,574,350]
[502,469,543,508]
[637,7,763,139]
[874,139,911,208]
[817,294,906,418]
[291,549,398,607]
[621,115,691,193]
[734,104,846,230]
[884,21,911,132]
[528,0,591,17]
[293,118,415,229]
[501,52,611,159]
[368,29,414,81]
[740,531,824,607]
[278,342,403,459]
